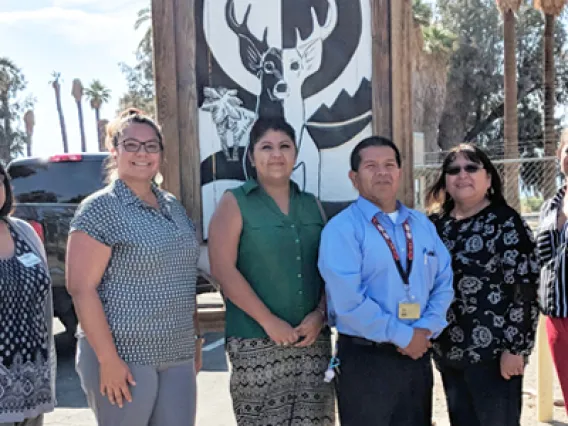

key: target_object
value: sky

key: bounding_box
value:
[0,0,149,157]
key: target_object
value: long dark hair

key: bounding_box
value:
[0,162,14,218]
[426,144,506,216]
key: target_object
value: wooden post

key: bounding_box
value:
[152,0,182,200]
[371,0,392,139]
[372,0,414,207]
[537,315,554,422]
[173,0,202,238]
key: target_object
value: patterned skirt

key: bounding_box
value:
[226,334,336,426]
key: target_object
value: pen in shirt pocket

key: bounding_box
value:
[423,249,435,265]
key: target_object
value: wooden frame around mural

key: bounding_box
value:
[152,0,414,240]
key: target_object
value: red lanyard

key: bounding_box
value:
[371,216,414,285]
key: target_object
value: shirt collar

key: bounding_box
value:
[355,196,410,224]
[242,178,301,196]
[112,178,168,211]
[550,185,567,210]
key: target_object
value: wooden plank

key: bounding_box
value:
[371,0,392,139]
[391,0,414,207]
[173,0,203,239]
[152,0,182,199]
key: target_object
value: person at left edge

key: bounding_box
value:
[318,136,454,426]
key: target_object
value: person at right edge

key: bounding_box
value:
[537,129,568,415]
[318,136,454,426]
[427,144,540,426]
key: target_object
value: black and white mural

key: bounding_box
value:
[197,0,373,237]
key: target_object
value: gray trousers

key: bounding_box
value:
[76,338,196,426]
[0,417,43,426]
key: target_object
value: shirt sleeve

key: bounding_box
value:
[318,218,415,349]
[69,195,116,247]
[499,213,540,356]
[412,220,455,337]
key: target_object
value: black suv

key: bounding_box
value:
[8,153,108,337]
[8,153,215,338]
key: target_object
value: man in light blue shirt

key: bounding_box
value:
[318,136,454,426]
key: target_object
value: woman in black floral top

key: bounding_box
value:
[426,144,539,426]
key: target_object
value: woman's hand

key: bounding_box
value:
[195,338,204,374]
[294,310,324,348]
[99,354,136,408]
[262,315,299,346]
[500,350,525,380]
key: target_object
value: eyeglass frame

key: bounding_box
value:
[118,138,164,154]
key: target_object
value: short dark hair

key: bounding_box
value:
[425,143,506,215]
[0,162,14,218]
[350,136,401,171]
[248,116,296,155]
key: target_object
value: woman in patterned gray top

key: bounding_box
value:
[66,109,202,426]
[426,144,539,426]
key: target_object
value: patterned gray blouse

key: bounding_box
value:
[70,179,199,366]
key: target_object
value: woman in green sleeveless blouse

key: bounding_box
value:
[208,117,335,425]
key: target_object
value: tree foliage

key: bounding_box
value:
[0,58,34,164]
[436,0,568,155]
[118,7,155,117]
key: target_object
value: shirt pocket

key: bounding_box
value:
[423,250,438,291]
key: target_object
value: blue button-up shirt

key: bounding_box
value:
[318,196,454,349]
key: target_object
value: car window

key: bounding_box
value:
[8,159,106,204]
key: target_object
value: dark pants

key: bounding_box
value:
[336,335,433,426]
[437,359,522,426]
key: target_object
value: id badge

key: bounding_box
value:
[398,301,421,320]
[17,252,41,268]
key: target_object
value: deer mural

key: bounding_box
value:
[226,0,338,195]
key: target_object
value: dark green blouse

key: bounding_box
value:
[225,179,325,339]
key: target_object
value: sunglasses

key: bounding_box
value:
[445,164,483,176]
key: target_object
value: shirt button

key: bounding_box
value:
[295,239,300,243]
[297,273,302,278]
[298,290,303,295]
[291,224,295,228]
[296,256,301,261]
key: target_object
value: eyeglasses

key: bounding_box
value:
[445,164,483,176]
[120,139,163,154]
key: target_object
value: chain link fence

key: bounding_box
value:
[413,152,561,228]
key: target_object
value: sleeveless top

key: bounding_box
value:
[70,179,199,366]
[0,219,54,422]
[225,179,325,339]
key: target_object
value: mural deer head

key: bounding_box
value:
[226,0,285,117]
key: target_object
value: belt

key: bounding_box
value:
[339,334,393,349]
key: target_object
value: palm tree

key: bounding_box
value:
[85,80,111,148]
[72,79,87,152]
[534,0,567,198]
[496,0,522,210]
[23,110,34,156]
[49,72,69,153]
[411,9,457,160]
[135,7,152,52]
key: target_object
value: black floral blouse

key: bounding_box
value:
[430,203,540,368]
